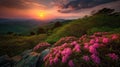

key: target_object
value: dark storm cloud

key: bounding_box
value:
[58,0,119,13]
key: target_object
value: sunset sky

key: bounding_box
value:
[0,0,120,20]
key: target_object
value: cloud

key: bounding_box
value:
[57,0,119,13]
[0,0,28,9]
[0,0,47,9]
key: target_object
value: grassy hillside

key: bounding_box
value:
[0,34,47,56]
[46,9,120,44]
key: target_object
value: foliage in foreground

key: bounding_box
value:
[43,32,120,67]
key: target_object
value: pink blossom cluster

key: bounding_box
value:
[54,36,77,46]
[91,54,100,64]
[81,32,119,63]
[82,55,90,61]
[44,41,80,67]
[107,53,119,60]
[44,32,120,67]
[33,42,50,51]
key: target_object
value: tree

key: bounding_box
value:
[92,8,115,15]
[36,27,45,35]
[52,21,62,30]
[6,32,14,35]
[30,32,35,35]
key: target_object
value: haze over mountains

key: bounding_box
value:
[0,18,45,35]
[0,18,66,35]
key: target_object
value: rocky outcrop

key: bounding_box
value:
[0,48,49,67]
[0,55,13,67]
[14,49,49,67]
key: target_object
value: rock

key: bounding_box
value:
[0,55,13,67]
[14,52,39,67]
[12,56,22,62]
[20,49,33,58]
[0,48,50,67]
[36,49,50,67]
[14,49,50,67]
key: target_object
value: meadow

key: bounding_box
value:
[0,34,47,56]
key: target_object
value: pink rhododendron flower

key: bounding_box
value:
[44,55,48,61]
[62,43,68,47]
[93,43,99,48]
[89,46,98,54]
[82,55,90,61]
[62,55,69,63]
[54,57,59,63]
[50,60,53,65]
[94,32,101,35]
[73,44,81,52]
[68,60,74,67]
[75,44,80,48]
[33,42,50,51]
[53,51,58,55]
[49,57,53,60]
[84,43,89,49]
[112,34,118,40]
[90,39,95,44]
[62,48,72,56]
[84,45,89,49]
[56,53,60,57]
[71,41,77,46]
[91,54,101,64]
[95,38,99,43]
[90,35,96,38]
[84,43,89,46]
[102,38,109,43]
[73,48,80,52]
[108,53,119,60]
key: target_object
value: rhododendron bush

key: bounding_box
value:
[54,36,78,46]
[33,42,50,52]
[43,32,120,67]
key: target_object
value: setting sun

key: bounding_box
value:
[33,10,47,20]
[38,12,45,19]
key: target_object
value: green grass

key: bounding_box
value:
[0,34,47,56]
[46,14,120,44]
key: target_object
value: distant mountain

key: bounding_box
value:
[0,18,71,35]
[50,19,66,22]
[0,18,46,35]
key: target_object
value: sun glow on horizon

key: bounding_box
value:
[29,9,49,20]
[36,11,46,20]
[28,9,57,20]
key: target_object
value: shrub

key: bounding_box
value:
[33,42,50,53]
[44,32,120,67]
[54,36,78,46]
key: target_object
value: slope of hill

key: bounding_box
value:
[46,8,120,43]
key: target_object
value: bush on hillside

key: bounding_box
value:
[44,32,120,67]
[33,42,50,53]
[54,36,78,46]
